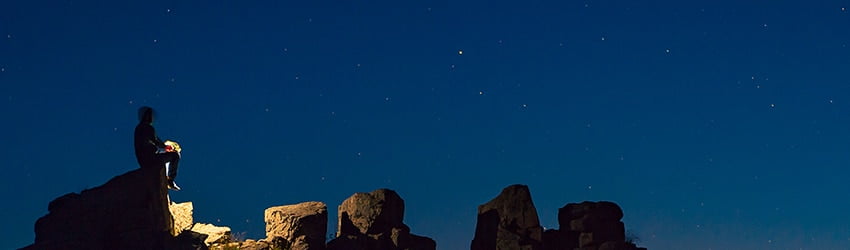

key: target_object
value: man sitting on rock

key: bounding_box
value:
[134,106,181,191]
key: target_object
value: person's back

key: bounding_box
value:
[133,106,181,190]
[134,107,162,168]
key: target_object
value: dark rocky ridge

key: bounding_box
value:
[471,184,647,250]
[22,168,645,250]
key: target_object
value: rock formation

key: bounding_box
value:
[264,201,328,250]
[470,184,544,250]
[23,164,650,250]
[22,167,177,250]
[327,189,436,250]
[168,201,232,246]
[552,201,645,250]
[471,185,647,250]
[171,202,195,235]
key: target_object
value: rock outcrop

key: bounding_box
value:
[472,185,647,250]
[23,164,650,250]
[265,201,328,250]
[327,189,436,250]
[471,184,544,250]
[171,202,195,235]
[168,201,232,246]
[22,167,176,250]
[551,201,645,250]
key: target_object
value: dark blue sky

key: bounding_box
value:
[3,0,850,249]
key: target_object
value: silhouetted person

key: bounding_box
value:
[134,106,181,191]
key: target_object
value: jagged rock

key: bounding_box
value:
[191,223,232,246]
[265,201,327,250]
[560,201,625,248]
[541,201,647,250]
[560,201,623,231]
[167,201,231,247]
[471,184,544,250]
[22,167,175,249]
[337,189,405,236]
[327,189,435,250]
[171,202,194,236]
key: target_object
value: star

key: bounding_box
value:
[458,50,463,55]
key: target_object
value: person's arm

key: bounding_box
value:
[142,125,166,148]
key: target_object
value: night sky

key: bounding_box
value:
[3,0,850,249]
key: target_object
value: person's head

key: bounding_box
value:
[138,106,155,124]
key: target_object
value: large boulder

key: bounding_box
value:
[265,201,328,250]
[544,201,646,250]
[171,202,195,236]
[471,184,544,250]
[327,189,435,250]
[337,189,405,236]
[560,201,625,248]
[22,167,176,249]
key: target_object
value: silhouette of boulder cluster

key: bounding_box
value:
[471,184,647,250]
[327,189,436,250]
[22,167,645,250]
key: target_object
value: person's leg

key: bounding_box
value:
[163,152,180,180]
[157,152,181,189]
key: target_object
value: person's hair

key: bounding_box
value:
[138,106,155,123]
